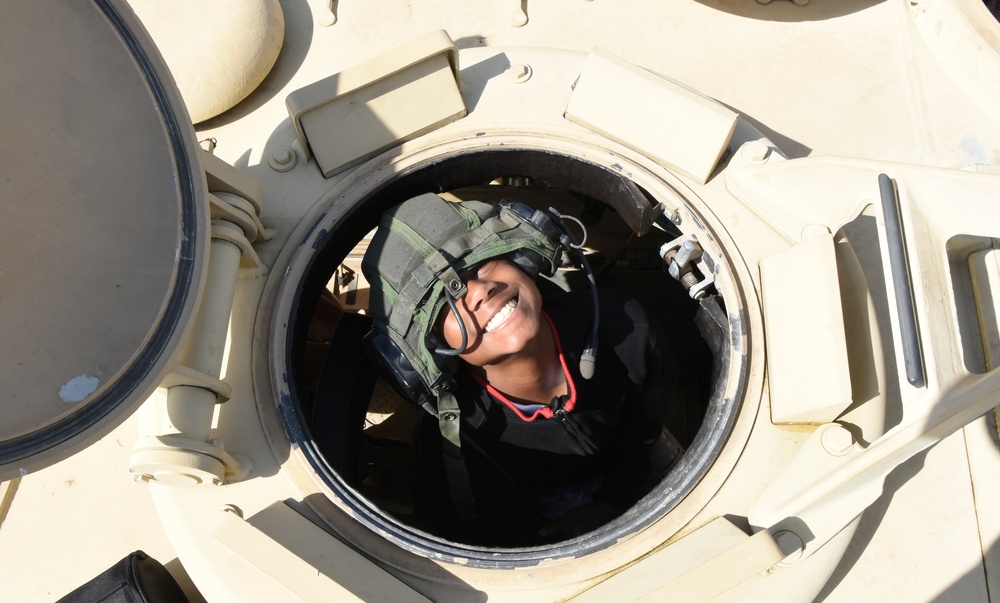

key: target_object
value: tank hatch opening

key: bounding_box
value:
[276,146,747,564]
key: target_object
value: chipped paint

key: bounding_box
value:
[960,135,991,165]
[58,375,100,403]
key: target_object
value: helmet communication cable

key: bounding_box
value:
[548,209,600,380]
[434,289,468,356]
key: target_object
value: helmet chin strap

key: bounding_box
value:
[434,289,468,356]
[548,208,600,380]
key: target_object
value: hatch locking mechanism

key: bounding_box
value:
[660,236,717,300]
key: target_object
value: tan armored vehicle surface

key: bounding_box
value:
[3,1,1000,601]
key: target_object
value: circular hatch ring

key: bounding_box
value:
[255,128,763,577]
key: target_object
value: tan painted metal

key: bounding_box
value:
[126,0,285,124]
[211,503,430,602]
[760,232,853,425]
[3,1,1000,602]
[564,48,739,184]
[286,30,467,177]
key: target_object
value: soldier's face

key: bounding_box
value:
[436,259,544,368]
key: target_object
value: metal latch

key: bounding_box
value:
[660,236,716,299]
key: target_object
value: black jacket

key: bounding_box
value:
[417,290,677,543]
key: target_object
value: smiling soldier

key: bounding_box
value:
[361,193,682,545]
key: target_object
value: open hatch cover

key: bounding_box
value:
[0,0,207,479]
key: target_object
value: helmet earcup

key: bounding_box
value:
[362,330,429,403]
[496,198,565,277]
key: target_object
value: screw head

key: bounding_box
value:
[268,146,297,172]
[740,140,771,164]
[774,530,804,565]
[505,63,532,84]
[821,424,855,456]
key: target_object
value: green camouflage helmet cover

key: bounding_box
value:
[361,193,563,391]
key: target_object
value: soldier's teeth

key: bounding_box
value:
[485,298,517,333]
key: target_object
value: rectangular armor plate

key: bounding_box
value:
[759,232,853,424]
[287,30,466,178]
[565,49,738,184]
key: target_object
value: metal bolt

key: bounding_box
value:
[668,240,703,280]
[680,272,700,290]
[505,62,532,84]
[442,412,457,422]
[268,146,297,172]
[740,140,771,164]
[821,424,855,456]
[272,148,292,164]
[774,530,804,565]
[676,239,703,267]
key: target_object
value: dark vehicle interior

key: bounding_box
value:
[288,149,721,548]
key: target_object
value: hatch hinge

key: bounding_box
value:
[129,152,267,487]
[159,364,232,403]
[204,148,271,277]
